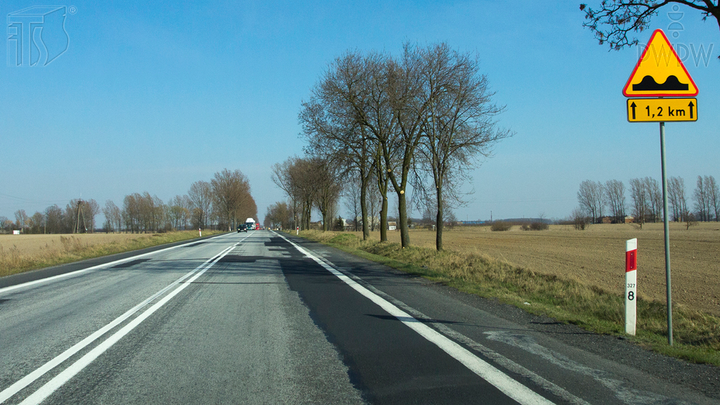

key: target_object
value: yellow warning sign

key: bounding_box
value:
[622,29,698,97]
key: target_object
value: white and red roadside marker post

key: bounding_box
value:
[625,238,638,335]
[296,226,299,235]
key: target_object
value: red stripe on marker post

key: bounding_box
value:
[626,249,637,272]
[625,238,638,335]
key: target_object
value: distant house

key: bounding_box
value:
[388,221,397,231]
[625,216,635,223]
[341,218,354,232]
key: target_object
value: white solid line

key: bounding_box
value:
[276,232,554,405]
[0,243,236,405]
[340,270,588,405]
[18,244,236,405]
[0,233,233,295]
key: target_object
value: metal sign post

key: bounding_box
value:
[659,122,673,345]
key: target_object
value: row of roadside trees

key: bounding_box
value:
[575,175,719,226]
[2,199,101,235]
[271,42,511,250]
[1,169,257,234]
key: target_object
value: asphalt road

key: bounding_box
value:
[0,231,717,404]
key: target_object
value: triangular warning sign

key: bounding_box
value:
[623,29,698,97]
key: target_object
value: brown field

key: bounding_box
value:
[354,222,720,316]
[0,233,147,257]
[0,231,215,278]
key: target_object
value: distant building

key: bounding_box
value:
[459,220,489,225]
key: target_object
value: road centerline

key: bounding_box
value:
[0,243,237,405]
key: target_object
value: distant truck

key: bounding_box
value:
[245,218,256,231]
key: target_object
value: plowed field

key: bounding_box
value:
[370,223,720,316]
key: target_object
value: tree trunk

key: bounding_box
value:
[436,186,444,251]
[360,177,369,240]
[377,167,389,242]
[398,191,409,248]
[380,194,388,242]
[322,210,330,231]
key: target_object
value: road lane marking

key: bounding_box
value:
[1,242,238,405]
[277,232,555,405]
[345,272,589,405]
[484,331,674,404]
[0,233,235,295]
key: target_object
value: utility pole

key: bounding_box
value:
[75,200,82,234]
[75,200,87,234]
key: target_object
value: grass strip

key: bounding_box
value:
[0,231,225,278]
[299,230,720,366]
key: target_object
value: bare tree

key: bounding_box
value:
[84,199,100,232]
[14,209,28,232]
[167,195,191,231]
[300,51,382,240]
[265,202,292,230]
[343,177,362,231]
[29,211,45,234]
[45,205,65,233]
[629,178,649,227]
[382,43,435,248]
[644,177,663,222]
[272,157,301,230]
[416,43,511,250]
[694,175,718,221]
[580,1,720,51]
[577,180,604,222]
[667,176,688,222]
[366,174,382,231]
[189,180,213,230]
[604,179,626,222]
[307,157,343,231]
[122,193,141,233]
[707,175,720,221]
[0,216,11,233]
[211,169,254,231]
[307,51,394,241]
[181,195,193,230]
[571,207,591,230]
[103,200,122,233]
[272,157,318,230]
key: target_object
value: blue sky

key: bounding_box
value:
[2,0,718,224]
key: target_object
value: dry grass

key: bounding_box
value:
[354,222,720,316]
[0,231,221,277]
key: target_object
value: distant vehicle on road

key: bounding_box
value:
[245,218,256,231]
[237,224,247,233]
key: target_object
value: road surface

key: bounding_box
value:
[0,231,717,404]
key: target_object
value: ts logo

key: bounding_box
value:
[7,6,70,67]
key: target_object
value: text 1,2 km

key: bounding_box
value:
[626,98,697,122]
